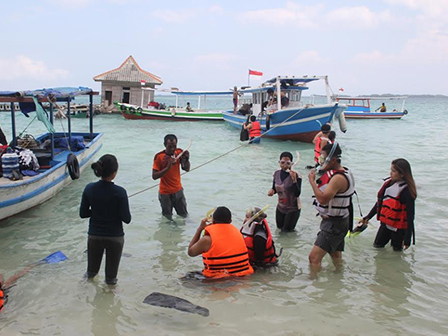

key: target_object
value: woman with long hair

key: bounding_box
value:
[362,158,416,251]
[80,154,131,285]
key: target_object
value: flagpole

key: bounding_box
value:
[248,70,250,87]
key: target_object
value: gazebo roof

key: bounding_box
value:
[93,56,162,85]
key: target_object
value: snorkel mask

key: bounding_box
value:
[316,141,339,172]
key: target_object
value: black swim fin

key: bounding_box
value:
[143,292,209,317]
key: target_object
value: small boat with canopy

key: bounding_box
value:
[116,89,232,121]
[0,87,103,221]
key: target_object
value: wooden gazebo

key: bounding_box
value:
[93,56,162,112]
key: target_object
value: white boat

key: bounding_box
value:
[0,87,103,221]
[335,96,408,119]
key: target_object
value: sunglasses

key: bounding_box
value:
[279,160,292,165]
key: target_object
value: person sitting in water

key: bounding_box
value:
[0,267,33,314]
[375,103,387,112]
[186,102,193,112]
[313,124,331,164]
[243,115,261,144]
[188,206,254,278]
[240,207,279,267]
[80,154,132,285]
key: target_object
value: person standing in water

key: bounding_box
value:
[361,158,416,251]
[243,115,261,144]
[308,143,354,276]
[152,134,190,219]
[80,154,131,285]
[267,152,302,232]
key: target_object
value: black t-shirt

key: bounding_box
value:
[80,180,131,236]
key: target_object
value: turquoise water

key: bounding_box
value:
[1,98,448,335]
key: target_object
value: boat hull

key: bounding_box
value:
[222,103,345,143]
[116,103,223,121]
[344,111,404,119]
[0,132,103,221]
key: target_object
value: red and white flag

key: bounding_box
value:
[249,69,263,76]
[141,80,146,86]
[338,87,344,92]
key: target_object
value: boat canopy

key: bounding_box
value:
[169,90,234,96]
[337,96,408,100]
[0,87,94,102]
[264,76,321,84]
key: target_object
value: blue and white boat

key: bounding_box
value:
[222,76,346,143]
[0,87,103,221]
[335,96,408,119]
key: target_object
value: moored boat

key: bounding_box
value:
[336,96,408,119]
[0,87,103,221]
[116,90,232,121]
[222,76,347,143]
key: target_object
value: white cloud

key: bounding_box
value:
[292,51,329,65]
[326,6,392,28]
[194,53,238,70]
[151,9,196,23]
[0,56,69,81]
[239,2,323,29]
[45,0,93,8]
[208,5,224,14]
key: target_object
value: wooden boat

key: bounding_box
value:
[0,87,103,221]
[116,90,233,121]
[222,76,347,143]
[336,97,408,119]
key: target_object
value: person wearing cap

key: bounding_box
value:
[188,206,254,278]
[313,124,331,164]
[308,143,355,277]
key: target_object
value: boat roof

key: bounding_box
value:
[264,76,321,84]
[337,96,408,100]
[169,90,234,96]
[0,87,98,102]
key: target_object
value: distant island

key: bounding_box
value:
[358,94,448,98]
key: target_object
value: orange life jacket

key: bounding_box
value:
[314,136,330,162]
[0,288,5,314]
[240,219,278,265]
[377,179,408,229]
[249,121,261,138]
[202,223,254,278]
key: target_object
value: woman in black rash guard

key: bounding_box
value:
[361,158,416,251]
[267,152,302,232]
[80,154,131,285]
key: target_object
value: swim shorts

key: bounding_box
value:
[314,217,349,254]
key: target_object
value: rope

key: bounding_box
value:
[18,115,37,138]
[128,105,307,199]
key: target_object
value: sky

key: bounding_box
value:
[1,0,447,95]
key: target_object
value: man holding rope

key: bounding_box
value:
[152,134,190,219]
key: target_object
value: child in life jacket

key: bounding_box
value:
[240,207,280,267]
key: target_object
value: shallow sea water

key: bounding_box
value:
[1,98,448,335]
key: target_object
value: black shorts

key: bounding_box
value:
[314,217,349,254]
[373,223,405,251]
